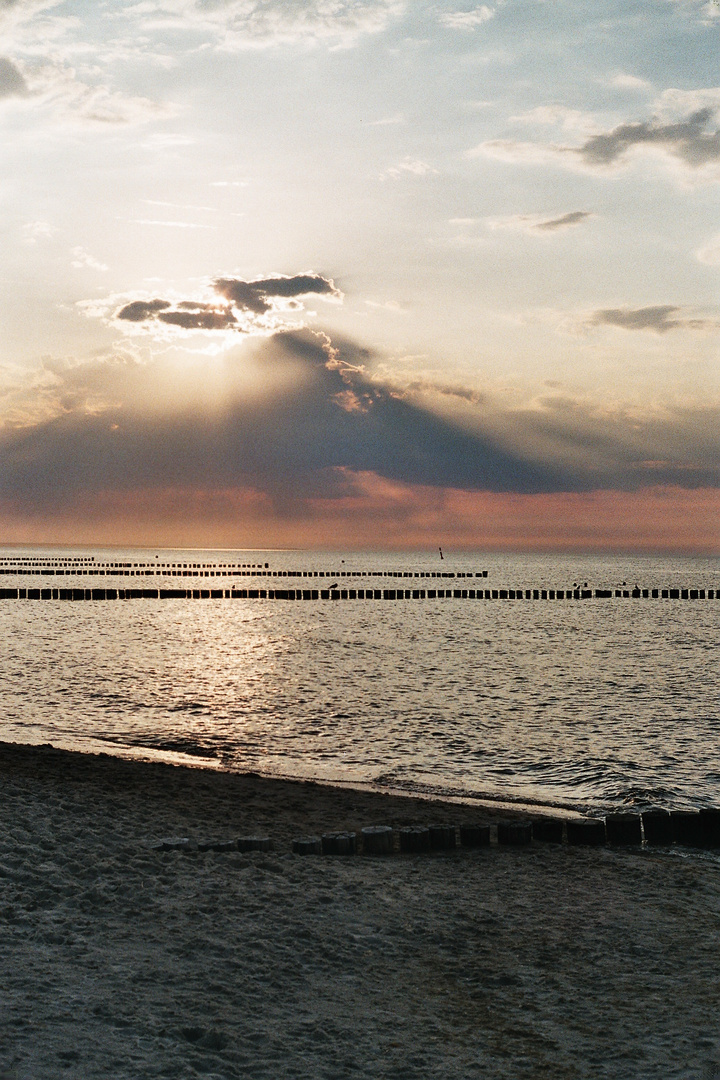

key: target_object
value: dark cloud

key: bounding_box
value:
[0,56,27,98]
[212,279,270,315]
[114,274,341,330]
[0,330,716,524]
[116,299,172,322]
[534,210,592,232]
[574,108,720,168]
[250,274,339,299]
[588,306,712,333]
[0,331,569,511]
[213,273,341,313]
[156,307,237,330]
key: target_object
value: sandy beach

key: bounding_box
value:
[0,741,718,1080]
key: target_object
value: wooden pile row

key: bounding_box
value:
[154,809,720,856]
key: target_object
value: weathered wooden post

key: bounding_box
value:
[361,826,394,854]
[605,813,642,845]
[399,826,430,853]
[459,824,491,847]
[497,821,532,845]
[566,819,606,845]
[531,818,564,843]
[641,809,672,845]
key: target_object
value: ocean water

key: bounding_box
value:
[0,547,717,814]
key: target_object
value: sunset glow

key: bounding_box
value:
[0,1,718,552]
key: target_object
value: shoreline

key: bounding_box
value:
[1,737,719,1078]
[0,739,546,847]
[0,738,588,830]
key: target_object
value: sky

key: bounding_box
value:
[0,0,718,552]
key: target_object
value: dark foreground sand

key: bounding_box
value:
[0,742,718,1080]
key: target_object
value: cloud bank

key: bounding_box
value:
[0,327,717,550]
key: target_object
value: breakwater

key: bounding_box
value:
[0,560,488,580]
[157,808,720,855]
[0,585,716,600]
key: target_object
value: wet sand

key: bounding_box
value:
[0,741,718,1080]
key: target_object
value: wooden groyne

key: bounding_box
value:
[0,585,716,601]
[0,563,488,580]
[161,808,720,855]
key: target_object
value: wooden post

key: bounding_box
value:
[292,837,322,855]
[670,811,704,847]
[459,824,491,847]
[605,813,642,845]
[531,818,564,843]
[428,824,456,850]
[497,821,532,845]
[399,826,430,853]
[321,832,357,855]
[641,809,672,845]
[361,826,394,854]
[236,836,271,853]
[566,819,606,846]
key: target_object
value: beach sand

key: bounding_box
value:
[0,741,718,1080]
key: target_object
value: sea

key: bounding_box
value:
[0,547,717,815]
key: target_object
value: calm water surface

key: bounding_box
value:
[0,547,717,813]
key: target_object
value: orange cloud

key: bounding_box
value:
[0,472,716,554]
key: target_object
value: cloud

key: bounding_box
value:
[215,273,341,306]
[22,219,56,243]
[389,378,485,405]
[474,102,720,179]
[382,157,438,179]
[534,211,593,232]
[0,331,571,513]
[507,105,598,134]
[0,329,717,536]
[438,6,495,29]
[587,305,715,333]
[110,273,342,337]
[129,0,404,50]
[487,211,593,234]
[607,73,652,91]
[70,246,108,272]
[156,307,238,331]
[0,55,26,97]
[115,299,172,323]
[696,233,720,264]
[573,107,720,168]
[131,220,216,229]
[363,113,404,126]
